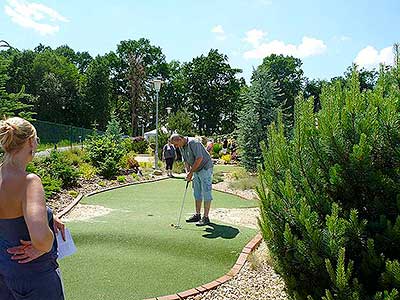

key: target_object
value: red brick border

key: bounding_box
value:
[151,232,263,300]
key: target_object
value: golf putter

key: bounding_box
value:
[171,181,190,229]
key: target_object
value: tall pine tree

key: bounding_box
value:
[237,67,278,172]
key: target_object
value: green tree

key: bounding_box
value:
[55,45,93,73]
[304,78,327,112]
[182,49,244,135]
[257,54,304,128]
[0,54,33,119]
[114,38,168,135]
[81,56,111,129]
[237,67,278,171]
[30,50,81,125]
[166,108,195,136]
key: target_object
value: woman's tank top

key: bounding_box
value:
[0,207,59,279]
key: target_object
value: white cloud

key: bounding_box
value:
[4,0,68,35]
[243,29,266,47]
[243,35,327,59]
[354,45,394,69]
[211,25,226,41]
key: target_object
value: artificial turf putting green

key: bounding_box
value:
[59,178,257,300]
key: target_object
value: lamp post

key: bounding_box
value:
[152,78,163,170]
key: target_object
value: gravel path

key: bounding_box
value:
[187,241,288,300]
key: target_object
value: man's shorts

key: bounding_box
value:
[193,168,213,201]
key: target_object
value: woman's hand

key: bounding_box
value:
[7,240,45,264]
[53,215,66,241]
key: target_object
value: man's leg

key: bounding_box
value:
[203,200,211,218]
[195,199,202,215]
[186,172,202,223]
[196,168,213,226]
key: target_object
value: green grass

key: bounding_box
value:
[59,179,257,300]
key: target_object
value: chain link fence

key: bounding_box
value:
[32,120,104,145]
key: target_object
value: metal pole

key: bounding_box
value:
[155,90,159,170]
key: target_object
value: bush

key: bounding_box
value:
[258,68,400,300]
[41,175,62,198]
[61,148,84,166]
[221,154,231,164]
[117,175,126,183]
[68,190,79,198]
[122,137,149,154]
[119,151,139,170]
[79,163,97,180]
[213,143,222,155]
[41,151,80,188]
[86,135,125,179]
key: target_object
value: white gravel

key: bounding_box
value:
[186,242,288,300]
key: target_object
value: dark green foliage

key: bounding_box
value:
[182,49,244,135]
[258,66,400,300]
[85,136,124,179]
[167,108,195,136]
[26,161,62,198]
[42,151,80,188]
[0,54,34,119]
[257,54,304,128]
[86,118,125,178]
[122,137,148,154]
[237,67,279,172]
[212,143,222,158]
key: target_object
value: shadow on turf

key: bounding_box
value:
[202,223,239,239]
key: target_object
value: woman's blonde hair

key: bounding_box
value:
[0,117,36,153]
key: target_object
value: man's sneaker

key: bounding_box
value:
[196,216,210,226]
[186,214,201,223]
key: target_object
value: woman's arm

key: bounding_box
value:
[22,174,54,253]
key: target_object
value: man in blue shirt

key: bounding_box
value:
[170,134,213,226]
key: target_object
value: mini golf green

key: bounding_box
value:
[59,179,257,300]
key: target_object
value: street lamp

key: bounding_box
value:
[166,107,172,115]
[152,78,163,170]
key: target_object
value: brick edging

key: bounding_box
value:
[148,233,263,300]
[56,176,169,218]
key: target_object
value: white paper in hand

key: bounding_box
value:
[56,228,77,259]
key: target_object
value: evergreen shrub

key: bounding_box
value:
[258,68,400,300]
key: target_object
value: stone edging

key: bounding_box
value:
[146,233,263,300]
[56,176,169,218]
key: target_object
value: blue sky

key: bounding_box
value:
[1,0,399,82]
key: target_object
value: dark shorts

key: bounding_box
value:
[165,158,174,170]
[0,269,64,300]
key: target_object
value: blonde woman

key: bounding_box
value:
[0,117,65,300]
